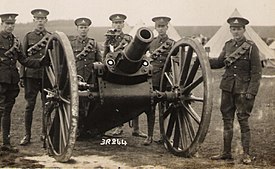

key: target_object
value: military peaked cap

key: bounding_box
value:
[31,9,49,18]
[109,14,127,22]
[75,17,92,26]
[152,16,171,26]
[0,13,18,23]
[227,16,249,27]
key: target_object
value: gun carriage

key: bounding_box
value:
[41,27,213,162]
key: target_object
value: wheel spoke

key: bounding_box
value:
[61,103,70,129]
[45,67,56,87]
[48,49,57,78]
[184,58,200,87]
[182,103,201,124]
[166,111,176,139]
[171,56,180,86]
[173,111,180,148]
[58,108,67,152]
[164,72,174,86]
[47,111,55,136]
[177,46,184,73]
[177,110,188,149]
[183,76,203,94]
[59,106,68,140]
[184,113,196,141]
[179,46,193,86]
[185,94,204,102]
[162,104,175,119]
[60,78,70,97]
[52,40,60,84]
[60,96,70,105]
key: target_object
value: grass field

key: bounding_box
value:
[0,68,275,168]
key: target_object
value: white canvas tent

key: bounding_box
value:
[153,23,182,41]
[122,22,132,34]
[205,8,275,67]
[128,20,146,37]
[269,41,275,50]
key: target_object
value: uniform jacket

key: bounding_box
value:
[70,36,102,81]
[0,31,41,84]
[148,35,175,87]
[103,32,132,60]
[209,37,262,95]
[20,29,51,79]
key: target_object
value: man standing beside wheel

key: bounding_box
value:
[19,9,51,146]
[209,16,262,164]
[103,13,147,139]
[0,13,44,152]
[70,17,102,138]
[145,16,175,145]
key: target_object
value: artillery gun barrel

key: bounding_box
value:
[116,27,154,74]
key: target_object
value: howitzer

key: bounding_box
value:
[42,27,213,162]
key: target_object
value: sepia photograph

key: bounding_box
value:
[0,0,274,168]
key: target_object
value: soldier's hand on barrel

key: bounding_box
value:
[245,93,255,100]
[19,79,24,88]
[39,55,50,66]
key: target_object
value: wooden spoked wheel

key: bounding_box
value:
[159,38,213,157]
[42,31,79,162]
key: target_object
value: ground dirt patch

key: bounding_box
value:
[0,69,275,168]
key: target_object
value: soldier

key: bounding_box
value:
[19,9,51,146]
[104,13,147,139]
[0,13,45,152]
[145,16,175,145]
[209,16,262,164]
[70,17,102,138]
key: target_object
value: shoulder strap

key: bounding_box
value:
[75,39,95,60]
[4,37,20,58]
[27,33,51,56]
[151,38,174,59]
[224,41,252,67]
[114,34,131,51]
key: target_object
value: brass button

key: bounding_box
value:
[233,74,236,77]
[234,66,237,68]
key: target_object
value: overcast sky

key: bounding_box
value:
[1,0,275,26]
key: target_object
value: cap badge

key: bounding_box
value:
[81,19,86,23]
[8,16,12,20]
[116,16,120,19]
[38,11,42,15]
[233,19,239,23]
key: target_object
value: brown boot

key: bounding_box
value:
[211,121,234,161]
[112,126,123,136]
[143,136,153,146]
[210,153,233,160]
[241,131,252,164]
[132,131,147,138]
[242,153,252,164]
[20,135,31,146]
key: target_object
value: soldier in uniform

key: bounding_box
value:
[19,9,51,146]
[145,16,175,145]
[209,16,262,164]
[0,13,44,152]
[70,17,102,138]
[104,14,147,139]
